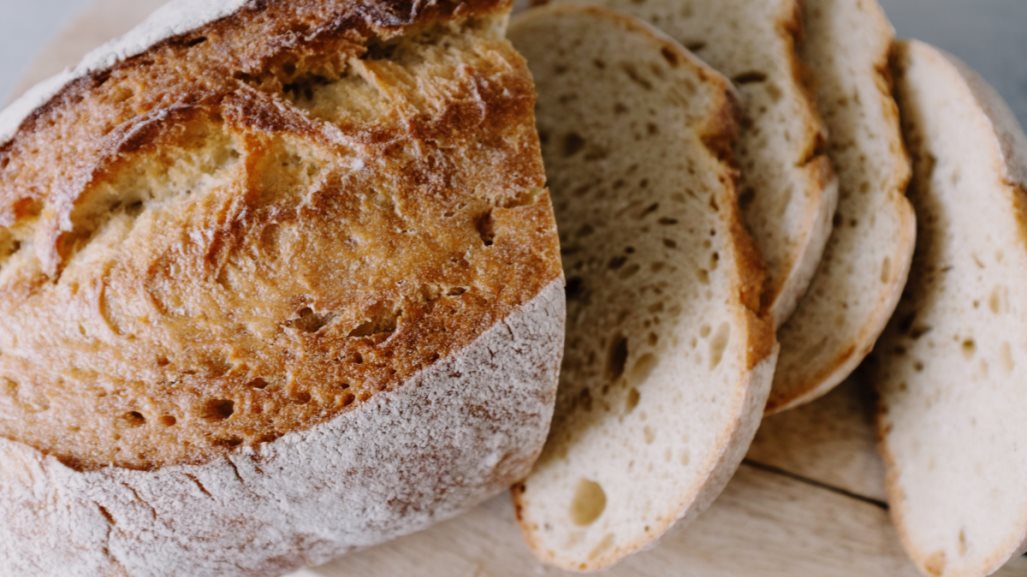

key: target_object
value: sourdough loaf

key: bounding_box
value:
[509,5,777,570]
[0,0,564,575]
[872,40,1027,577]
[768,0,914,413]
[543,0,837,327]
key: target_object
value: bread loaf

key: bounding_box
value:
[768,0,914,413]
[872,39,1027,577]
[0,1,564,575]
[509,5,777,570]
[542,0,838,328]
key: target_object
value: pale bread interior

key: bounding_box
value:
[509,5,775,571]
[769,0,914,413]
[873,40,1027,577]
[547,0,837,326]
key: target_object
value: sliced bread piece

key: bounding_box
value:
[543,0,837,327]
[767,0,915,413]
[871,40,1027,577]
[508,5,777,571]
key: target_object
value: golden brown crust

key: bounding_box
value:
[0,0,561,470]
[700,90,776,370]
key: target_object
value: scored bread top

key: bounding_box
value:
[0,0,561,471]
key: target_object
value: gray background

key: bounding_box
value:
[1,0,1026,125]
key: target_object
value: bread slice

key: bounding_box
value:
[0,1,564,575]
[508,5,777,571]
[871,39,1027,577]
[767,0,915,413]
[542,0,837,327]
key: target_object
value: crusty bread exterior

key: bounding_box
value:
[0,0,564,574]
[872,40,1027,577]
[542,0,838,328]
[509,5,777,571]
[767,0,914,413]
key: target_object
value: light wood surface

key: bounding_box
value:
[15,1,1027,576]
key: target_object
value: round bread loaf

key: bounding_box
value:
[0,0,564,575]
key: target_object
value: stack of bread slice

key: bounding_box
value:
[511,0,1027,575]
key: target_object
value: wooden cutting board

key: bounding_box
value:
[14,2,1027,576]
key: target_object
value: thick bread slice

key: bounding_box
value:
[509,5,777,571]
[767,0,915,413]
[0,1,564,575]
[543,0,837,327]
[871,40,1027,577]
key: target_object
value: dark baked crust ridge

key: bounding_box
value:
[0,0,562,470]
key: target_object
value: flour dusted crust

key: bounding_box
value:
[1,279,564,577]
[0,0,565,574]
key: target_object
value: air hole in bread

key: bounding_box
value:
[923,551,946,577]
[283,74,332,103]
[697,268,710,285]
[476,210,496,247]
[562,132,586,157]
[446,286,468,296]
[291,391,312,404]
[570,479,606,526]
[658,217,678,226]
[607,335,629,380]
[685,41,706,53]
[910,325,931,340]
[202,399,234,421]
[341,392,357,407]
[290,306,333,333]
[348,308,400,338]
[961,339,976,358]
[183,36,207,47]
[626,387,640,412]
[159,415,177,427]
[246,377,268,389]
[1000,342,1014,373]
[628,353,657,384]
[608,256,628,270]
[659,46,679,67]
[122,411,146,427]
[733,71,768,85]
[710,323,731,369]
[988,286,1006,314]
[620,63,653,91]
[215,436,244,448]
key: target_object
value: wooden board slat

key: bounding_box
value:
[299,464,1027,577]
[16,2,1027,576]
[749,378,887,502]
